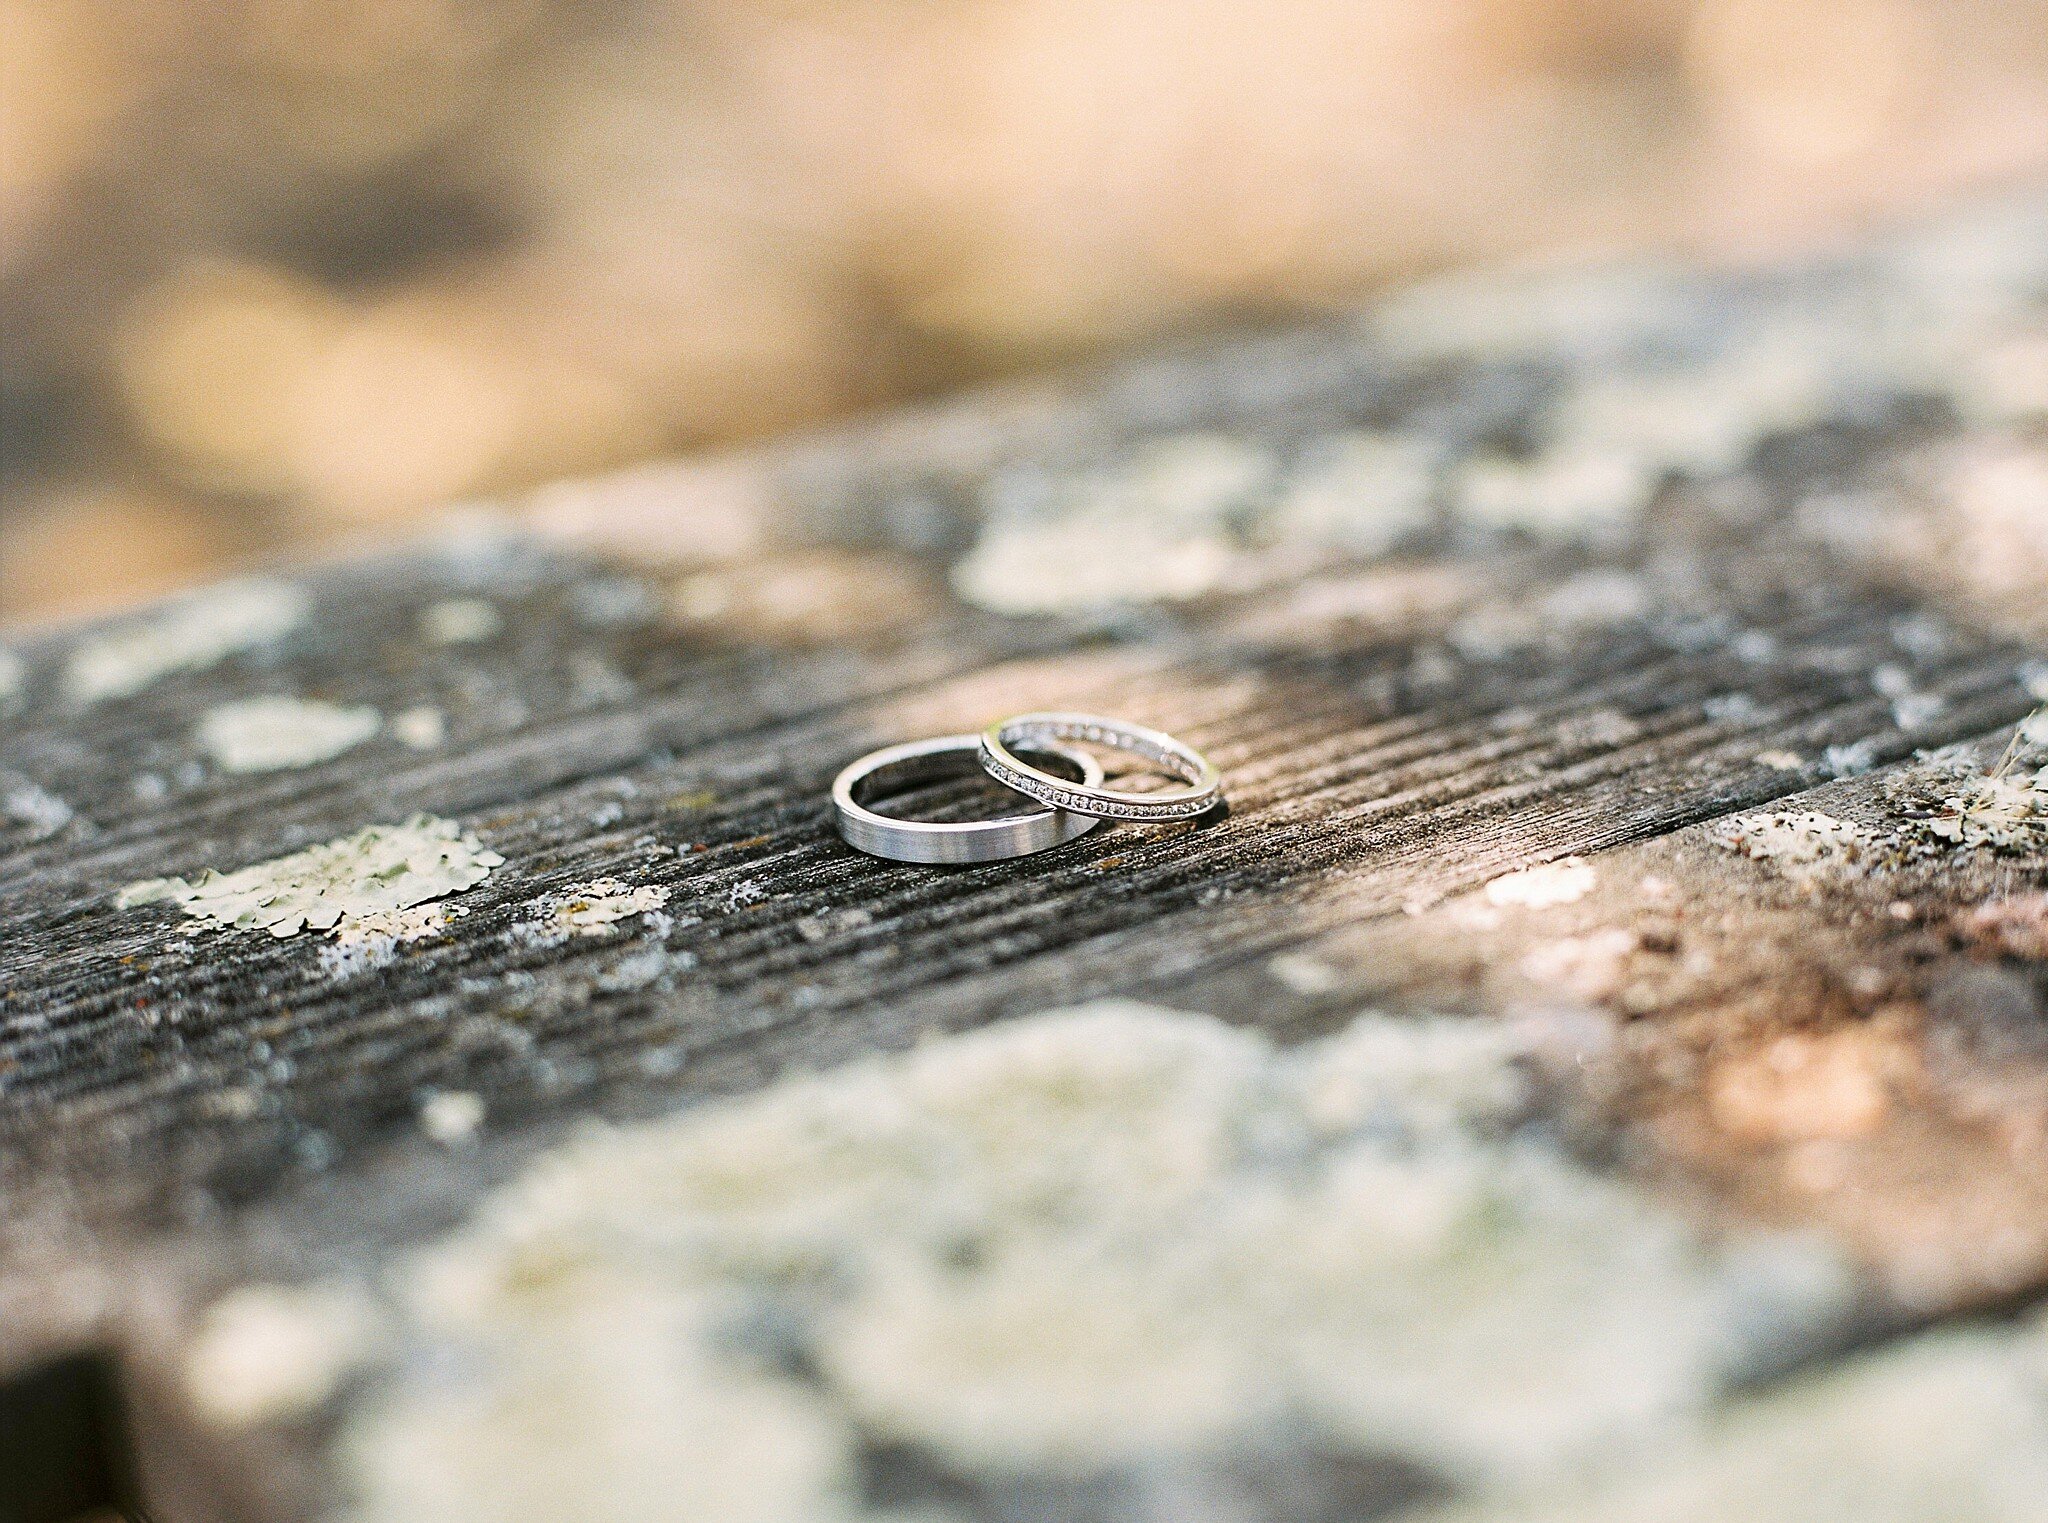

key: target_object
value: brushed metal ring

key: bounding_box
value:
[833,733,1103,864]
[978,711,1222,822]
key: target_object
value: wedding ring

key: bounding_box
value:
[833,733,1104,864]
[978,712,1223,822]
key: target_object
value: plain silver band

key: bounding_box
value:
[833,734,1104,864]
[978,712,1223,822]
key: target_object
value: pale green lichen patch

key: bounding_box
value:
[951,433,1270,614]
[3,777,74,839]
[347,1298,861,1523]
[196,696,382,773]
[1427,1319,2048,1523]
[950,429,1451,615]
[1714,722,2047,886]
[1483,859,1597,909]
[521,878,672,943]
[418,1091,486,1146]
[1888,721,2048,854]
[119,814,503,939]
[389,706,447,749]
[319,903,462,978]
[1261,431,1441,555]
[942,201,2048,616]
[184,1282,386,1427]
[1543,344,1828,481]
[1368,260,1699,366]
[62,578,310,705]
[260,1002,1850,1519]
[1808,437,2048,640]
[1924,769,2048,851]
[953,516,1242,614]
[1713,811,1871,885]
[1452,448,1656,543]
[1951,326,2048,427]
[419,597,503,645]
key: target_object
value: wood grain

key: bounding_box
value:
[3,193,2046,1522]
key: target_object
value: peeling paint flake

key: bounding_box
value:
[197,696,381,773]
[62,578,310,705]
[119,814,502,939]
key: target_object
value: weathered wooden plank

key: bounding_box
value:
[4,553,2032,1230]
[1,191,2045,1522]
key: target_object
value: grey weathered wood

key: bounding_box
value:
[3,191,2046,1521]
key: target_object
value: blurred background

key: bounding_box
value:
[4,0,2048,628]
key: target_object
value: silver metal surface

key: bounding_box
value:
[978,711,1223,822]
[833,733,1104,864]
